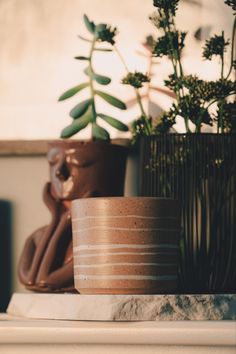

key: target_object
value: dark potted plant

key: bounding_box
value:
[18,15,129,293]
[128,0,236,293]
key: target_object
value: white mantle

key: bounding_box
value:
[1,314,236,354]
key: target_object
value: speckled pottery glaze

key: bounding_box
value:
[72,197,181,294]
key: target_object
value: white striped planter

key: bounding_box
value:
[72,197,181,294]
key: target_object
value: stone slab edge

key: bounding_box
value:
[7,293,236,321]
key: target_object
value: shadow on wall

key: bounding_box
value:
[0,200,12,311]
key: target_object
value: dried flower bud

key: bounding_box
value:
[95,24,117,45]
[153,0,179,15]
[203,34,230,60]
[153,31,186,58]
[122,72,150,88]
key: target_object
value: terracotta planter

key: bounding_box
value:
[18,140,128,293]
[72,197,181,294]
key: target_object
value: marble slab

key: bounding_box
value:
[7,293,236,321]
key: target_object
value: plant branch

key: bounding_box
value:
[226,17,236,79]
[114,45,150,124]
[221,31,225,79]
[88,37,97,123]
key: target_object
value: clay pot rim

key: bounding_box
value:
[72,196,180,205]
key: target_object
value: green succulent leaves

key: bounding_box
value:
[58,83,89,101]
[83,14,95,34]
[74,56,90,61]
[92,123,110,140]
[98,114,128,131]
[70,99,92,118]
[84,67,111,85]
[58,14,127,140]
[61,112,92,138]
[96,91,126,110]
[94,74,111,85]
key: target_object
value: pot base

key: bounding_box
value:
[78,287,178,295]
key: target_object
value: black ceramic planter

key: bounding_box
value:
[139,134,236,294]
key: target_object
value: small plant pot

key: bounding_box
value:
[72,197,181,294]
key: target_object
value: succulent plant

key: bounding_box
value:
[58,15,128,140]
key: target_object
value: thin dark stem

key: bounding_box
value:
[114,44,150,130]
[221,31,225,79]
[160,9,190,132]
[136,89,151,135]
[226,17,236,80]
[147,52,153,116]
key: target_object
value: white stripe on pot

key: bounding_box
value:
[73,251,177,258]
[74,263,177,268]
[75,275,177,281]
[73,226,179,233]
[72,215,178,222]
[73,244,179,251]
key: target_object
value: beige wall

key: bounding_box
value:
[0,0,233,139]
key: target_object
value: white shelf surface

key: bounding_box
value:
[0,314,235,341]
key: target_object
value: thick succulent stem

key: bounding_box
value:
[88,37,97,124]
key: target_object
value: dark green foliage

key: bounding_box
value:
[149,0,236,134]
[153,31,186,58]
[203,34,230,60]
[216,101,236,132]
[131,115,153,142]
[204,80,236,101]
[153,0,179,15]
[177,96,212,126]
[154,111,176,133]
[122,72,150,89]
[166,75,236,102]
[164,74,184,93]
[95,24,117,45]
